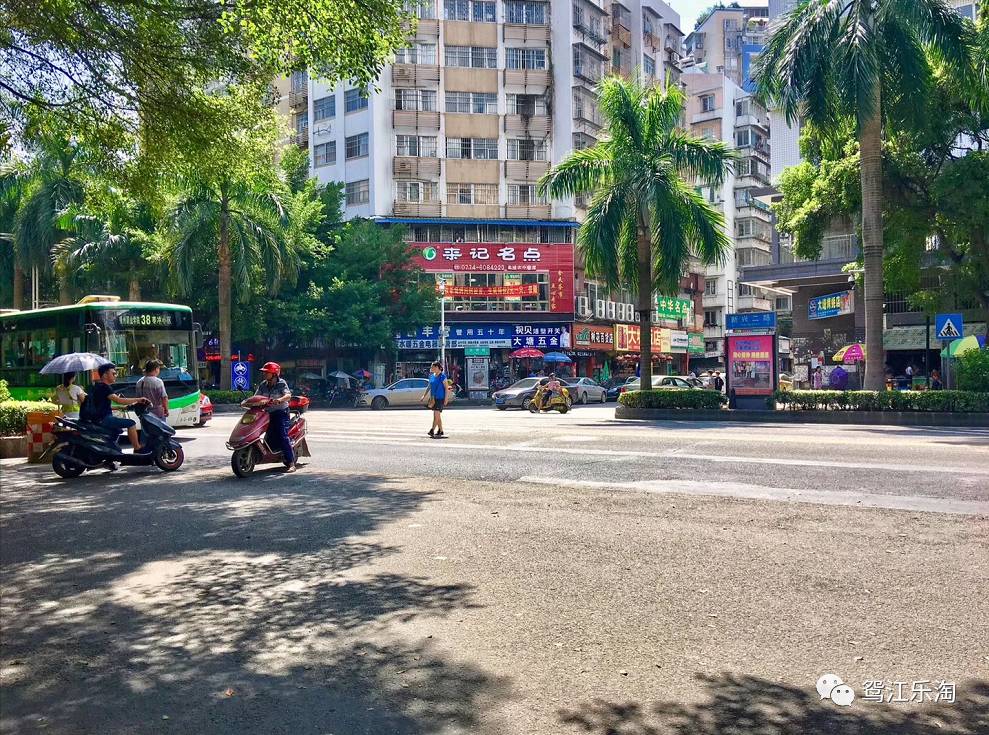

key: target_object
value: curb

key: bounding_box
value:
[614,406,989,427]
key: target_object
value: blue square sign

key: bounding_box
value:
[935,313,963,341]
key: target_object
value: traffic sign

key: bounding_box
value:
[231,360,251,391]
[935,313,963,340]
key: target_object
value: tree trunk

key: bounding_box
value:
[12,261,23,309]
[637,229,653,390]
[859,88,885,391]
[128,278,141,301]
[218,195,233,391]
[58,273,72,305]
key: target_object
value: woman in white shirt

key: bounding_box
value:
[53,372,87,419]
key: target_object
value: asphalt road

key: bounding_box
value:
[2,406,988,734]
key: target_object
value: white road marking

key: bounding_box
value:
[516,475,989,516]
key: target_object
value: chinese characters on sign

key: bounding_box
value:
[115,311,176,328]
[727,334,774,396]
[573,324,615,351]
[395,324,571,350]
[614,324,674,353]
[655,297,693,321]
[861,680,955,704]
[808,290,854,320]
[442,284,539,298]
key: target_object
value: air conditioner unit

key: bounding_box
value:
[619,303,631,321]
[576,296,591,317]
[606,301,617,319]
[594,299,607,318]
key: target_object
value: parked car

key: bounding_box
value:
[197,393,213,426]
[620,375,702,394]
[357,378,455,409]
[563,377,608,404]
[605,376,638,401]
[492,377,543,410]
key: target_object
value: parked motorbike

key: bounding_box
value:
[44,400,185,478]
[529,385,572,414]
[227,395,311,478]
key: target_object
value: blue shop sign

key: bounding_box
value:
[808,290,854,320]
[726,312,777,332]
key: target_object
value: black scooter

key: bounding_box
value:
[43,400,185,478]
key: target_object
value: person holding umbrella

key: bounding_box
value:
[53,373,86,419]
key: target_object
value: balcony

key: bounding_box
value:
[392,110,440,129]
[503,68,551,89]
[392,156,441,178]
[503,23,550,43]
[447,203,502,219]
[505,203,552,219]
[393,201,442,217]
[288,89,308,108]
[614,23,632,48]
[392,64,440,87]
[691,108,722,125]
[504,160,550,181]
[702,293,722,308]
[402,18,439,38]
[736,233,773,252]
[289,131,309,148]
[734,171,771,189]
[703,325,724,340]
[736,294,773,312]
[735,111,770,129]
[504,114,551,136]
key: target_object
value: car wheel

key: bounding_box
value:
[496,406,507,411]
[371,396,387,410]
[580,392,588,405]
[600,391,607,403]
[521,397,532,411]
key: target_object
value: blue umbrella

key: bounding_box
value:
[542,352,572,363]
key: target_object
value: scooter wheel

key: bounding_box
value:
[52,453,84,478]
[155,444,185,472]
[559,404,570,414]
[231,446,257,478]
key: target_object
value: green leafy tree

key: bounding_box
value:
[755,0,971,389]
[539,77,732,389]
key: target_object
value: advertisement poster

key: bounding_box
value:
[444,283,539,298]
[808,290,854,320]
[727,335,774,396]
[413,243,575,313]
[573,324,615,351]
[466,357,489,390]
[614,324,672,353]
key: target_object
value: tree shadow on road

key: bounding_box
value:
[1,466,508,734]
[558,672,989,735]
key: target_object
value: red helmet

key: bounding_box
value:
[260,361,281,376]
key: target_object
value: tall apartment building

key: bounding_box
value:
[683,2,769,90]
[282,0,704,383]
[683,70,775,365]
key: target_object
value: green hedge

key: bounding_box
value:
[0,400,60,437]
[772,389,989,413]
[619,389,727,410]
[0,379,11,403]
[204,390,251,405]
[957,349,989,392]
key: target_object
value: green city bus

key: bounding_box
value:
[0,297,203,428]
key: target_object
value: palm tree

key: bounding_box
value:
[56,195,161,300]
[539,77,733,390]
[755,0,971,390]
[168,177,298,390]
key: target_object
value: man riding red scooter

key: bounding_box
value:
[226,362,310,477]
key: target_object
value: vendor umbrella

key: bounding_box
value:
[542,352,572,363]
[329,370,353,380]
[940,334,985,358]
[40,352,112,375]
[352,369,372,378]
[510,347,545,359]
[832,343,865,363]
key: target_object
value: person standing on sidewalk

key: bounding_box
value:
[136,360,169,420]
[421,361,448,439]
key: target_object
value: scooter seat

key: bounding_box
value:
[60,417,120,437]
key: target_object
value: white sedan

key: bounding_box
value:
[563,377,609,404]
[358,378,440,410]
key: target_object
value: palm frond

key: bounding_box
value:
[576,184,632,288]
[538,144,613,199]
[661,130,737,186]
[597,76,646,152]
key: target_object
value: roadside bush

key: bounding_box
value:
[0,379,11,403]
[619,389,727,410]
[772,389,989,413]
[957,349,989,392]
[204,390,251,405]
[0,400,60,436]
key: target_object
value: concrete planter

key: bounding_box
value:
[615,405,989,427]
[0,435,29,459]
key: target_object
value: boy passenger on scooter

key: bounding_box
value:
[255,362,296,473]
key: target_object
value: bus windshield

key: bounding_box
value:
[105,327,196,383]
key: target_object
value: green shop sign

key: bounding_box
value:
[656,297,693,321]
[464,347,491,356]
[688,332,705,354]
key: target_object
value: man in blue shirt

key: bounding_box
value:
[80,363,151,452]
[420,361,447,438]
[255,361,296,472]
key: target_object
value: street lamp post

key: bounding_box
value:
[439,278,446,371]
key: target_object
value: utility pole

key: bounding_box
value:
[439,278,447,371]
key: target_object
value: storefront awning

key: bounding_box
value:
[884,322,986,350]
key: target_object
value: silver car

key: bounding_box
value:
[563,377,608,404]
[358,378,441,410]
[620,375,702,394]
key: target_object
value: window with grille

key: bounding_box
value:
[444,0,495,21]
[313,96,336,121]
[446,137,498,159]
[701,94,716,112]
[404,0,437,18]
[294,113,308,133]
[505,1,548,24]
[345,180,370,205]
[444,46,497,68]
[705,279,717,295]
[395,43,437,65]
[445,91,497,114]
[396,89,437,112]
[447,183,498,205]
[345,132,369,159]
[508,184,546,205]
[704,310,718,327]
[290,70,307,92]
[344,88,368,112]
[396,135,437,157]
[506,48,547,69]
[397,181,438,202]
[507,94,547,115]
[507,138,547,161]
[643,55,655,77]
[313,142,336,167]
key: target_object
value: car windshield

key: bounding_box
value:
[509,378,540,390]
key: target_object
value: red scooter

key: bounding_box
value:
[227,395,311,478]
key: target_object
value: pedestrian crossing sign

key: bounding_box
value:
[935,313,963,340]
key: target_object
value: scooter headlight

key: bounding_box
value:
[240,413,259,425]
